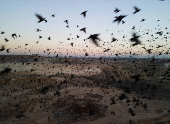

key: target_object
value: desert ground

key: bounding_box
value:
[0,55,170,124]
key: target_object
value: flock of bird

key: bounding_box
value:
[0,1,170,123]
[0,0,169,58]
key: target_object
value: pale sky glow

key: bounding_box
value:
[0,0,170,58]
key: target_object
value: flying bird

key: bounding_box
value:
[4,38,9,42]
[130,32,142,46]
[51,14,55,17]
[1,31,5,34]
[141,19,146,22]
[70,43,74,47]
[0,45,5,52]
[80,11,88,18]
[103,49,110,52]
[111,37,118,42]
[132,26,135,30]
[66,25,69,28]
[80,27,86,33]
[113,15,127,24]
[11,33,17,39]
[6,48,11,53]
[0,67,12,75]
[85,52,89,57]
[37,29,41,32]
[87,34,101,47]
[35,13,46,23]
[133,6,141,14]
[114,8,121,13]
[64,20,68,24]
[146,49,153,54]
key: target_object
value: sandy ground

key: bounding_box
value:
[0,56,170,124]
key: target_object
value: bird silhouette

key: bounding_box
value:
[80,27,86,33]
[11,33,17,39]
[0,45,5,52]
[4,38,9,42]
[70,43,74,47]
[133,6,141,14]
[132,26,135,30]
[141,19,146,22]
[85,52,89,57]
[51,14,55,17]
[80,11,88,18]
[6,48,10,53]
[66,25,69,28]
[113,15,127,24]
[87,34,101,47]
[0,67,12,75]
[64,20,68,24]
[146,49,153,54]
[103,49,110,52]
[114,8,121,13]
[111,37,118,42]
[130,32,142,46]
[37,29,41,32]
[35,13,46,23]
[1,31,5,34]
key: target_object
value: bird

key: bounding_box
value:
[64,20,68,24]
[87,34,101,47]
[80,27,86,33]
[6,48,10,53]
[0,45,5,52]
[111,37,118,42]
[4,38,9,42]
[132,26,135,30]
[156,31,163,36]
[11,33,17,39]
[114,8,121,13]
[35,13,46,23]
[133,6,141,14]
[103,49,110,52]
[77,35,80,38]
[113,15,127,24]
[66,25,69,28]
[122,21,125,24]
[0,67,12,75]
[146,49,153,54]
[39,36,42,39]
[70,43,74,47]
[141,19,146,22]
[48,37,51,40]
[85,52,89,57]
[1,31,5,34]
[51,14,55,17]
[80,11,88,18]
[25,43,28,46]
[130,32,142,46]
[37,29,41,32]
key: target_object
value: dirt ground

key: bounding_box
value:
[0,56,170,124]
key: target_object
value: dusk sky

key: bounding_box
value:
[0,0,170,58]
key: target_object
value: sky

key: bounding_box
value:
[0,0,170,58]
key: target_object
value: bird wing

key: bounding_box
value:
[91,39,99,47]
[134,6,139,11]
[35,14,43,20]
